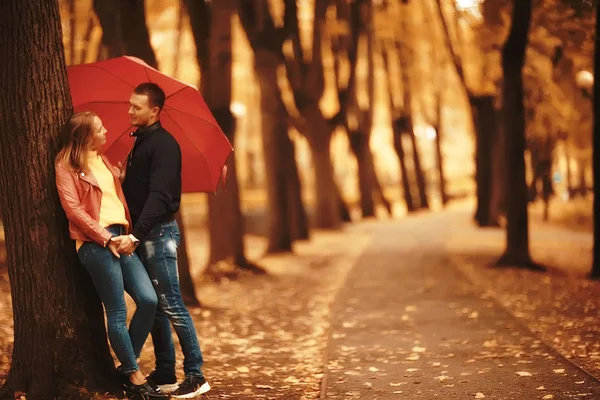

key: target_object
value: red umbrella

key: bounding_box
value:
[67,55,233,193]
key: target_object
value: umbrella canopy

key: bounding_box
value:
[67,55,233,193]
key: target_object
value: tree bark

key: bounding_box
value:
[92,0,124,60]
[472,95,499,226]
[120,0,158,68]
[392,119,416,213]
[306,109,342,229]
[204,2,259,273]
[0,1,120,398]
[496,0,541,270]
[489,119,506,223]
[286,138,310,240]
[578,159,588,196]
[254,49,293,252]
[349,131,375,217]
[591,1,600,279]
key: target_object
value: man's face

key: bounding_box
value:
[128,93,158,127]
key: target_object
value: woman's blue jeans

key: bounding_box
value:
[78,225,158,374]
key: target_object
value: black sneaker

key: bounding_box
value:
[147,370,179,393]
[171,375,211,399]
[122,381,170,399]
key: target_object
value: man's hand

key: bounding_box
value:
[116,235,137,255]
[117,161,126,183]
[107,238,121,258]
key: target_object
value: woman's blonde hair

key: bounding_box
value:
[55,111,98,172]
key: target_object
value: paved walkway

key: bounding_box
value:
[321,212,600,399]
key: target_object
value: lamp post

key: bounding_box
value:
[576,69,594,98]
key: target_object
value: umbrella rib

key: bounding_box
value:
[75,65,136,88]
[161,109,214,186]
[165,86,188,100]
[162,107,223,132]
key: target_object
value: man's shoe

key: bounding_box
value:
[122,381,169,399]
[170,375,211,399]
[147,370,179,393]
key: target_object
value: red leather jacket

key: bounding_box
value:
[55,155,132,247]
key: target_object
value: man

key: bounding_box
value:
[118,82,211,398]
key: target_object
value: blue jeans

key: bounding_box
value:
[78,225,158,374]
[137,220,204,377]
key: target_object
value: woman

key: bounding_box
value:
[55,111,167,400]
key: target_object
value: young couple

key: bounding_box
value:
[55,83,210,399]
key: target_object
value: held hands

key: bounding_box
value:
[108,235,137,256]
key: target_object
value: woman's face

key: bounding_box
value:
[90,116,107,150]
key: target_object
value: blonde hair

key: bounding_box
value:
[55,111,98,172]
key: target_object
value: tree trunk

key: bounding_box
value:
[304,108,341,229]
[489,120,506,223]
[349,131,375,218]
[120,0,158,68]
[591,1,600,279]
[0,1,119,398]
[392,119,416,213]
[408,120,429,209]
[578,159,588,196]
[285,138,310,240]
[92,0,124,60]
[175,211,200,306]
[496,0,541,270]
[433,97,448,206]
[398,1,428,210]
[205,2,259,273]
[472,95,499,226]
[254,49,293,253]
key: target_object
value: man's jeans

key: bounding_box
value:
[78,225,158,374]
[137,220,205,377]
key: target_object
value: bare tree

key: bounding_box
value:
[0,0,120,397]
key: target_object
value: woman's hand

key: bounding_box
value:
[107,238,121,258]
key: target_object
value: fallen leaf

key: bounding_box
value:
[553,369,565,374]
[542,395,554,399]
[412,346,426,353]
[537,386,546,390]
[516,371,532,377]
[255,384,274,389]
[236,366,250,373]
[475,393,486,399]
[368,367,379,372]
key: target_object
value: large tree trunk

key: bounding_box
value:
[0,1,119,398]
[303,107,341,229]
[120,0,158,68]
[472,95,499,226]
[497,0,541,270]
[591,2,600,279]
[254,50,293,253]
[92,0,124,60]
[204,2,259,273]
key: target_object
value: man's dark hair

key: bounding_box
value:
[134,82,166,111]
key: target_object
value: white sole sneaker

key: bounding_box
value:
[171,382,211,399]
[156,383,179,393]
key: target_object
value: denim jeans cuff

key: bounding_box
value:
[119,366,140,375]
[186,371,204,378]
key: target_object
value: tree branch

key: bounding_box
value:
[434,0,467,89]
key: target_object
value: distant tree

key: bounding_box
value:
[591,1,600,280]
[0,0,119,398]
[496,0,543,270]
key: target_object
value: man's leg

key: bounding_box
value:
[140,221,205,377]
[138,231,177,377]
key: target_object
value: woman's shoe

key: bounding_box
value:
[122,381,170,399]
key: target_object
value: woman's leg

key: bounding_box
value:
[78,242,139,374]
[120,253,158,359]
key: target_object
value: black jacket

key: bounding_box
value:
[123,121,182,241]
